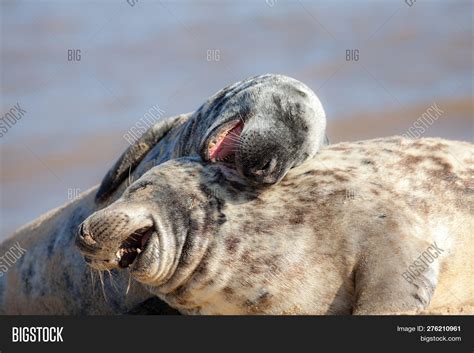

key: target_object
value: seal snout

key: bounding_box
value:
[236,129,287,185]
[75,204,155,270]
[77,222,97,246]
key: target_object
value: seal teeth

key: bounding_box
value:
[116,248,128,259]
[116,226,153,268]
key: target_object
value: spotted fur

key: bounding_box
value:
[96,73,327,201]
[78,137,474,315]
[0,74,327,314]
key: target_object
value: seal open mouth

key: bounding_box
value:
[116,226,154,268]
[207,120,243,163]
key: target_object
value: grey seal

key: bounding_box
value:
[77,137,474,314]
[96,73,327,202]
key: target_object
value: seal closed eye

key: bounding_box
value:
[95,74,328,202]
[197,74,328,184]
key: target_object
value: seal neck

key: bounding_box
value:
[174,116,204,157]
[151,183,223,295]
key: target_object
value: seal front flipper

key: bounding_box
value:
[95,113,190,203]
[352,235,440,315]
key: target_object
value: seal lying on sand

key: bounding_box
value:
[96,73,327,202]
[0,187,158,314]
[78,137,474,314]
[0,74,327,314]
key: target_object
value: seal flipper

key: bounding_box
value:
[352,235,439,315]
[95,113,189,203]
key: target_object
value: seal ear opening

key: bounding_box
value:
[95,113,189,203]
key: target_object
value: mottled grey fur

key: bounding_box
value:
[96,73,327,201]
[0,74,326,314]
[78,137,474,314]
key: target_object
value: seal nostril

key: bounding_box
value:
[253,158,276,177]
[261,160,272,172]
[77,223,97,246]
[78,223,85,237]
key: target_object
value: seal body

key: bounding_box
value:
[78,137,474,315]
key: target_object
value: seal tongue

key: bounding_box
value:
[209,122,243,161]
[140,230,151,248]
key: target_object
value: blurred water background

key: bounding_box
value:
[1,0,472,239]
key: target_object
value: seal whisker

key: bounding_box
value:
[97,270,108,303]
[219,134,242,146]
[106,269,119,293]
[223,136,242,145]
[89,268,96,295]
[237,111,245,124]
[127,165,134,187]
[226,131,242,139]
[222,137,241,144]
[126,272,132,295]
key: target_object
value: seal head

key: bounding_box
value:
[198,74,327,184]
